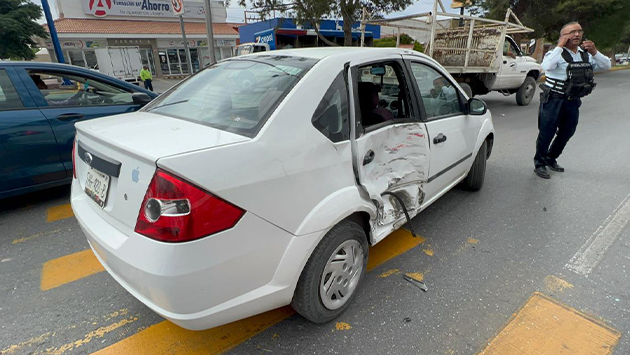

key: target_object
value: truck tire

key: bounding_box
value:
[461,140,487,191]
[516,77,536,106]
[459,83,473,98]
[291,220,368,323]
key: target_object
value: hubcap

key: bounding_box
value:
[525,83,535,100]
[320,240,365,310]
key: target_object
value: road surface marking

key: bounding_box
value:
[46,204,74,222]
[12,229,62,245]
[566,192,630,276]
[1,308,130,355]
[478,292,620,355]
[335,322,352,331]
[47,317,138,355]
[92,228,424,355]
[40,249,104,291]
[1,332,52,355]
[367,229,426,271]
[543,275,574,294]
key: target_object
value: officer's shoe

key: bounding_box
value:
[535,166,551,179]
[548,162,565,172]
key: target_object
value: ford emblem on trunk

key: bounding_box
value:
[84,152,93,166]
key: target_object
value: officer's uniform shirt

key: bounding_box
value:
[542,47,611,83]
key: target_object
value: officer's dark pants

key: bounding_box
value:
[144,79,153,91]
[534,92,581,168]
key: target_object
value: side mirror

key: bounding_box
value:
[132,92,153,106]
[468,98,487,115]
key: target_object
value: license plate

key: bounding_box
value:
[85,167,110,208]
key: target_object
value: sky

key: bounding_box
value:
[31,0,460,24]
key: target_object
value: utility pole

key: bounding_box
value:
[173,0,193,74]
[203,0,216,63]
[360,7,366,47]
[41,0,65,63]
[179,16,194,74]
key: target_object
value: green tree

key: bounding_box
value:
[469,0,630,51]
[240,0,413,46]
[0,0,48,60]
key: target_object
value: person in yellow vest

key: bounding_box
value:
[140,65,153,91]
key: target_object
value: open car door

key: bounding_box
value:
[348,55,430,244]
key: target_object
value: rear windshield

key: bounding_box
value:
[143,55,317,137]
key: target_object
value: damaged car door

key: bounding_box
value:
[349,57,430,244]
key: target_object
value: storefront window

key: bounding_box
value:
[140,49,156,75]
[84,51,98,69]
[190,48,200,73]
[68,50,86,68]
[168,49,181,75]
[178,49,189,74]
[221,47,233,59]
[159,51,169,74]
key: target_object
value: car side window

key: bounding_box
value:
[0,70,24,110]
[409,63,464,120]
[357,62,412,129]
[27,70,134,107]
[312,71,349,142]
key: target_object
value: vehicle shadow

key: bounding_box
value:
[0,185,71,216]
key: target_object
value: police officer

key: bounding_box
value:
[534,22,611,179]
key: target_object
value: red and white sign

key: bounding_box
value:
[88,0,112,17]
[171,0,184,16]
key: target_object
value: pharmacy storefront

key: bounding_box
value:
[39,0,240,78]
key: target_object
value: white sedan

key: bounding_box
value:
[71,47,494,330]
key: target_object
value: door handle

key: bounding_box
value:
[510,62,517,67]
[433,133,447,144]
[57,113,85,121]
[363,150,375,166]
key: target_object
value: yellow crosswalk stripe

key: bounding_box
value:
[46,203,74,222]
[40,249,104,291]
[478,292,620,355]
[92,228,425,355]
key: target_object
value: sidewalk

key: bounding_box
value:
[150,78,184,94]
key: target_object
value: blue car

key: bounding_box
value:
[0,62,157,199]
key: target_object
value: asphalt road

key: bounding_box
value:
[1,69,629,355]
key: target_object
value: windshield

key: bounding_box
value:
[144,55,317,137]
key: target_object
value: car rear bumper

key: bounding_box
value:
[71,180,324,330]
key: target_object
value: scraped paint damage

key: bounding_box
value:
[358,124,429,243]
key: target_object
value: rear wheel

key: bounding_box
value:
[461,140,487,191]
[459,83,473,98]
[291,220,368,323]
[516,77,536,106]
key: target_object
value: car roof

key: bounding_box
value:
[0,61,157,97]
[241,47,429,61]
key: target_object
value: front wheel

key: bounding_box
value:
[516,77,537,106]
[461,140,487,191]
[291,220,368,323]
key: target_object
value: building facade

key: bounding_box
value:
[38,0,240,78]
[238,18,381,49]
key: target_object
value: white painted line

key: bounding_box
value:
[566,192,630,277]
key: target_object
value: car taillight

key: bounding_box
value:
[134,169,245,243]
[72,135,77,179]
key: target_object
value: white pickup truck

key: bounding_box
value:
[365,0,544,106]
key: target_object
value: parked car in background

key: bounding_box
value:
[71,47,494,330]
[0,61,157,199]
[615,54,629,65]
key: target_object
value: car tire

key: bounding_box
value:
[516,76,536,106]
[291,220,368,323]
[459,83,473,98]
[461,140,487,191]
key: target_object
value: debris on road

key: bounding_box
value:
[403,273,428,292]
